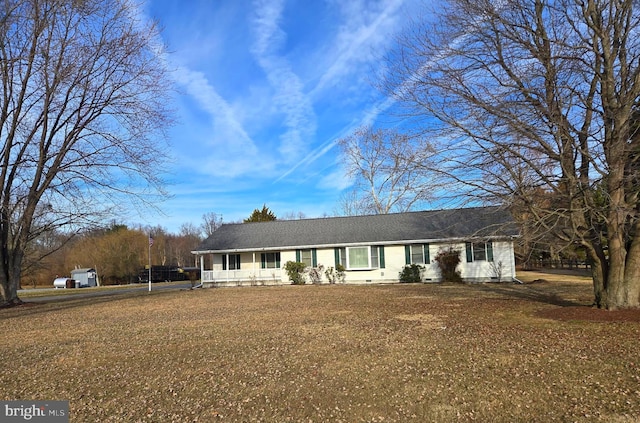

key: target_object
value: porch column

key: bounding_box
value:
[225,253,229,283]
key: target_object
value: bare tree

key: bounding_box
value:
[201,212,223,238]
[385,0,640,309]
[0,0,173,305]
[336,190,370,216]
[173,222,202,267]
[281,211,307,220]
[337,126,436,215]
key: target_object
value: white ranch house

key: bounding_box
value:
[192,206,520,287]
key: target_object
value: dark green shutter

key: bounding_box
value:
[379,246,385,268]
[295,250,301,262]
[465,242,473,262]
[405,245,411,264]
[276,252,281,268]
[312,249,317,267]
[261,253,266,269]
[487,242,494,262]
[222,255,227,270]
[423,244,430,264]
[334,248,340,266]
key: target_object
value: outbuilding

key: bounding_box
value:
[53,277,75,289]
[70,268,98,288]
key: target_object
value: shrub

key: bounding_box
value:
[284,261,307,285]
[308,265,325,284]
[336,264,346,283]
[434,248,462,282]
[399,264,425,283]
[325,264,346,284]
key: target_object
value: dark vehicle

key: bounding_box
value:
[138,266,190,283]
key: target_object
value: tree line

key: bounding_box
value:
[24,223,200,287]
[25,206,283,287]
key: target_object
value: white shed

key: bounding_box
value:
[70,268,98,288]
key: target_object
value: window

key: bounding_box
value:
[348,247,370,269]
[405,244,430,265]
[465,242,493,262]
[261,252,281,269]
[371,247,379,268]
[300,249,312,266]
[339,246,385,270]
[335,247,347,268]
[296,249,316,267]
[222,254,240,270]
[473,243,487,261]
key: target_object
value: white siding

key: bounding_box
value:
[199,239,516,286]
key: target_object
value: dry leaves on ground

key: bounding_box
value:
[0,274,639,422]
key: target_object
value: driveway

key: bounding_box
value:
[19,282,196,303]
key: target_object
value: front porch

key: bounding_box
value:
[201,269,284,288]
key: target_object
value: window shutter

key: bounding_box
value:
[423,244,430,264]
[334,248,340,266]
[379,246,385,268]
[261,253,266,269]
[312,249,317,267]
[295,250,301,262]
[465,242,473,262]
[276,252,281,268]
[222,255,227,270]
[235,255,241,269]
[405,245,411,264]
[487,242,494,262]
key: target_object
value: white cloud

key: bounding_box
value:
[174,67,255,152]
[172,67,278,177]
[250,0,317,160]
[271,0,410,182]
[311,0,406,97]
[317,165,354,191]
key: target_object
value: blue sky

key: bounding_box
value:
[139,0,425,233]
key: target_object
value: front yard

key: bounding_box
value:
[1,272,638,422]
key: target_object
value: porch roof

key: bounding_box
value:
[193,206,519,254]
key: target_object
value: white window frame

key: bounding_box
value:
[410,244,425,264]
[262,252,280,269]
[466,241,493,262]
[345,246,380,270]
[473,243,487,261]
[300,249,313,267]
[222,254,241,270]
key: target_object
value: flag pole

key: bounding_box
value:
[148,234,152,292]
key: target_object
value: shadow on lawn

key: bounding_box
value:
[1,288,186,318]
[473,282,590,307]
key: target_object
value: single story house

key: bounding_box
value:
[192,206,520,287]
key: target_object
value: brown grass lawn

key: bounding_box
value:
[1,271,639,422]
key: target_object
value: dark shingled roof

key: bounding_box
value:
[194,206,519,253]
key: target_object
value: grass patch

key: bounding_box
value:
[1,272,639,422]
[18,282,179,298]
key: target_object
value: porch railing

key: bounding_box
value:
[202,269,283,284]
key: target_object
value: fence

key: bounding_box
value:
[521,259,591,271]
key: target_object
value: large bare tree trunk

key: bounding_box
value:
[0,0,172,305]
[382,0,640,309]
